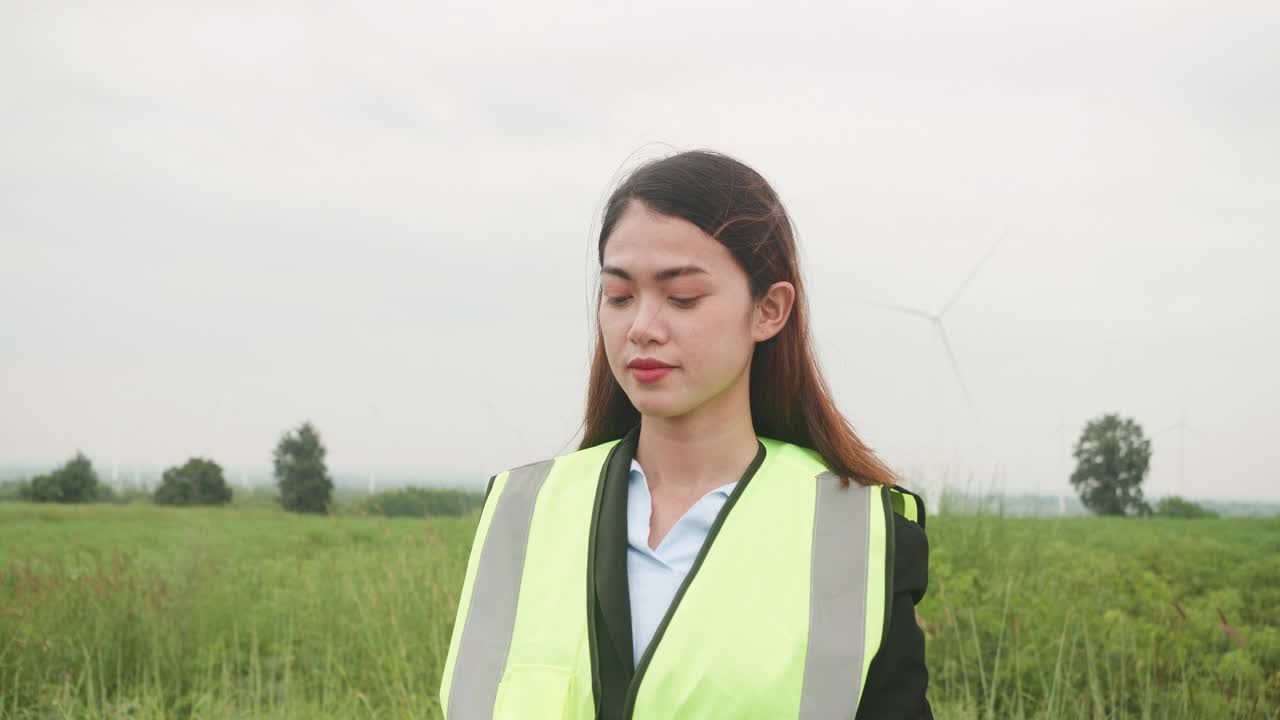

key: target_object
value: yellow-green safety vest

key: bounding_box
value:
[439,432,923,719]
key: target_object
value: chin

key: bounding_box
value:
[624,387,672,413]
[628,394,673,416]
[628,393,700,420]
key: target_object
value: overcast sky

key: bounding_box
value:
[2,0,1276,501]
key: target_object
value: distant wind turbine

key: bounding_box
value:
[368,404,382,495]
[111,387,124,489]
[111,426,119,489]
[1155,409,1199,495]
[1058,406,1068,516]
[847,230,1007,417]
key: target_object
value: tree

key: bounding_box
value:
[23,452,101,503]
[274,421,334,513]
[154,457,233,506]
[1070,413,1152,517]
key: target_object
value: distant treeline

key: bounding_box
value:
[0,420,485,518]
[0,473,484,519]
[0,477,149,505]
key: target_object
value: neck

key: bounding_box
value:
[633,372,760,499]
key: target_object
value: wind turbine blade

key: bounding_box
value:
[937,228,1008,318]
[1154,422,1180,436]
[935,323,975,415]
[846,293,934,321]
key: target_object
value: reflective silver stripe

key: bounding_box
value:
[799,471,872,720]
[447,459,556,718]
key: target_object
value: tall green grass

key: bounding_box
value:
[920,510,1280,719]
[1,503,1277,718]
[0,504,474,719]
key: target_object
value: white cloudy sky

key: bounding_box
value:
[2,0,1276,500]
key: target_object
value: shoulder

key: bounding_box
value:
[481,436,630,510]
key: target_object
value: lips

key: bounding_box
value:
[630,365,674,384]
[628,359,675,370]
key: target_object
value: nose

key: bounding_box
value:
[626,296,668,346]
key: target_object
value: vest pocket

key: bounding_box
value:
[493,664,575,720]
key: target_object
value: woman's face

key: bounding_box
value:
[599,200,791,420]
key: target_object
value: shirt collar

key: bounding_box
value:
[629,457,738,497]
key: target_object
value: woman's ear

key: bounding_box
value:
[751,281,795,343]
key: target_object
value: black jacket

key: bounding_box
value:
[482,427,933,719]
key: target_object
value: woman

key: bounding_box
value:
[440,150,932,719]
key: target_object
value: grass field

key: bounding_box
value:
[1,502,1277,719]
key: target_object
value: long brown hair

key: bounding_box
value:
[577,149,897,489]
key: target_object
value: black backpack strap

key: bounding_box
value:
[871,483,932,669]
[887,485,927,529]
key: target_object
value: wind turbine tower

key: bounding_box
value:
[369,403,383,496]
[1155,409,1198,496]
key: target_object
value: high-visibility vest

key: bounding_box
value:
[439,429,925,719]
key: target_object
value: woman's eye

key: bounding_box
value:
[604,295,700,308]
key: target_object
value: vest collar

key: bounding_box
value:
[592,423,639,704]
[588,423,768,719]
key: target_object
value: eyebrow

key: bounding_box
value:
[600,264,710,282]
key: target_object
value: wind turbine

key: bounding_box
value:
[1155,409,1199,496]
[368,404,382,496]
[110,419,119,489]
[111,386,125,490]
[842,231,1006,512]
[1057,406,1067,516]
[847,231,1005,418]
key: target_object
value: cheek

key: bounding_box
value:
[682,307,751,372]
[598,314,628,358]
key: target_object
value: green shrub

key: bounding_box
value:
[21,452,101,503]
[1155,496,1218,518]
[154,458,233,506]
[357,486,483,518]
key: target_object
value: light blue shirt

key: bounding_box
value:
[626,457,738,668]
